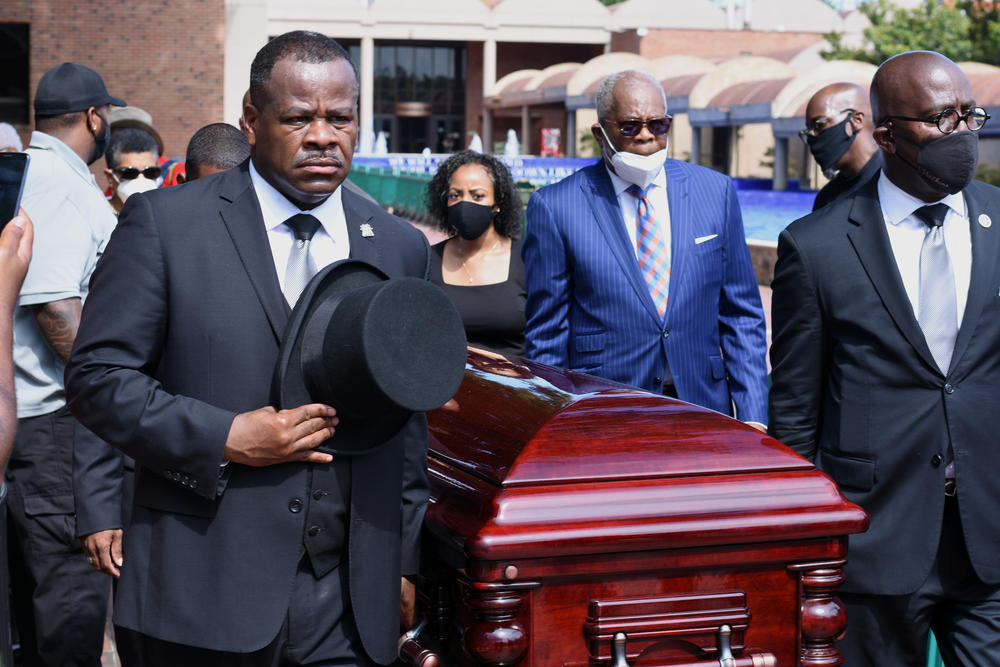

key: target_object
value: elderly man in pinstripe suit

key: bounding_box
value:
[522,70,768,429]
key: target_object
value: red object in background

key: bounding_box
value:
[405,349,868,667]
[159,156,186,186]
[540,128,561,157]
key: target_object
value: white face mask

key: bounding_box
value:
[115,175,161,204]
[599,124,667,188]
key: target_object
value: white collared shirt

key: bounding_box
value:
[605,162,671,263]
[877,172,971,328]
[248,160,351,296]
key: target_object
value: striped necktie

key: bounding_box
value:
[627,184,670,319]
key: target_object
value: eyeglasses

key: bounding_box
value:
[881,106,991,134]
[799,109,855,142]
[113,166,162,180]
[601,116,672,138]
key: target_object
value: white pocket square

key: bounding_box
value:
[694,234,718,244]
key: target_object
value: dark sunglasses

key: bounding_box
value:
[602,116,672,138]
[114,166,162,180]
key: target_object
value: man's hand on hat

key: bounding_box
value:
[223,404,338,466]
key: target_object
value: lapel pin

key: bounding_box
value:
[360,223,375,238]
[978,214,992,228]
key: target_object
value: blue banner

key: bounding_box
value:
[353,155,597,186]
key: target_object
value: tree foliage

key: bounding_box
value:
[823,0,1000,65]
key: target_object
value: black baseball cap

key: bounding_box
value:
[33,63,126,116]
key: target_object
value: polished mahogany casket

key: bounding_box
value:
[405,350,867,667]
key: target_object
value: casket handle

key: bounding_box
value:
[612,632,630,667]
[610,626,777,667]
[398,619,440,667]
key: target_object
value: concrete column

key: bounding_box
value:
[772,135,789,191]
[481,38,497,153]
[482,38,497,97]
[566,108,576,157]
[360,35,375,153]
[690,125,701,164]
[521,105,531,155]
[223,0,268,127]
[482,108,493,153]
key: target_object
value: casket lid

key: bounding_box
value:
[426,350,867,564]
[429,350,811,487]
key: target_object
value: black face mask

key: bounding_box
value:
[89,114,111,165]
[447,201,494,240]
[894,130,979,195]
[806,114,856,175]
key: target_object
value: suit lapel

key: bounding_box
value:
[663,160,689,322]
[583,164,662,325]
[218,164,289,342]
[951,183,1000,370]
[343,189,382,267]
[845,181,940,373]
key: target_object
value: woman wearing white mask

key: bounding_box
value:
[103,128,162,214]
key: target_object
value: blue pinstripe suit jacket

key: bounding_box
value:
[522,158,769,423]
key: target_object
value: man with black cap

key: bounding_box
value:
[66,32,441,666]
[8,62,124,666]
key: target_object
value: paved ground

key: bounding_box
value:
[101,604,120,667]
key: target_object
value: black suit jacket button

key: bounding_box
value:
[931,454,942,467]
[312,489,326,501]
[307,525,322,537]
[288,499,303,513]
[662,329,670,339]
[944,383,955,394]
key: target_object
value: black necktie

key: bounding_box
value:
[283,213,321,306]
[912,204,957,375]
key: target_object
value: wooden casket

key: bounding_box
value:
[405,350,868,667]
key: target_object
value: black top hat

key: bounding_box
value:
[272,259,467,456]
[34,63,126,116]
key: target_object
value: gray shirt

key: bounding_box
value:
[14,131,117,418]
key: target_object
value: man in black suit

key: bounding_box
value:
[65,31,429,666]
[769,51,1000,665]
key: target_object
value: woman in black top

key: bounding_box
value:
[426,151,526,356]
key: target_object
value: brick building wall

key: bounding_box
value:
[0,0,225,166]
[611,28,823,62]
[468,41,604,151]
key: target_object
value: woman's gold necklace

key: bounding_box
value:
[458,239,502,284]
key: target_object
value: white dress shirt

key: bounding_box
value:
[877,173,971,328]
[606,163,671,264]
[248,160,351,296]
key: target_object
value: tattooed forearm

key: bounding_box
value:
[31,297,82,363]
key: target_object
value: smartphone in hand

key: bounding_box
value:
[0,152,30,231]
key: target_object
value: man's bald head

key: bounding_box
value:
[807,83,872,130]
[871,51,971,125]
[870,50,979,201]
[803,81,878,179]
